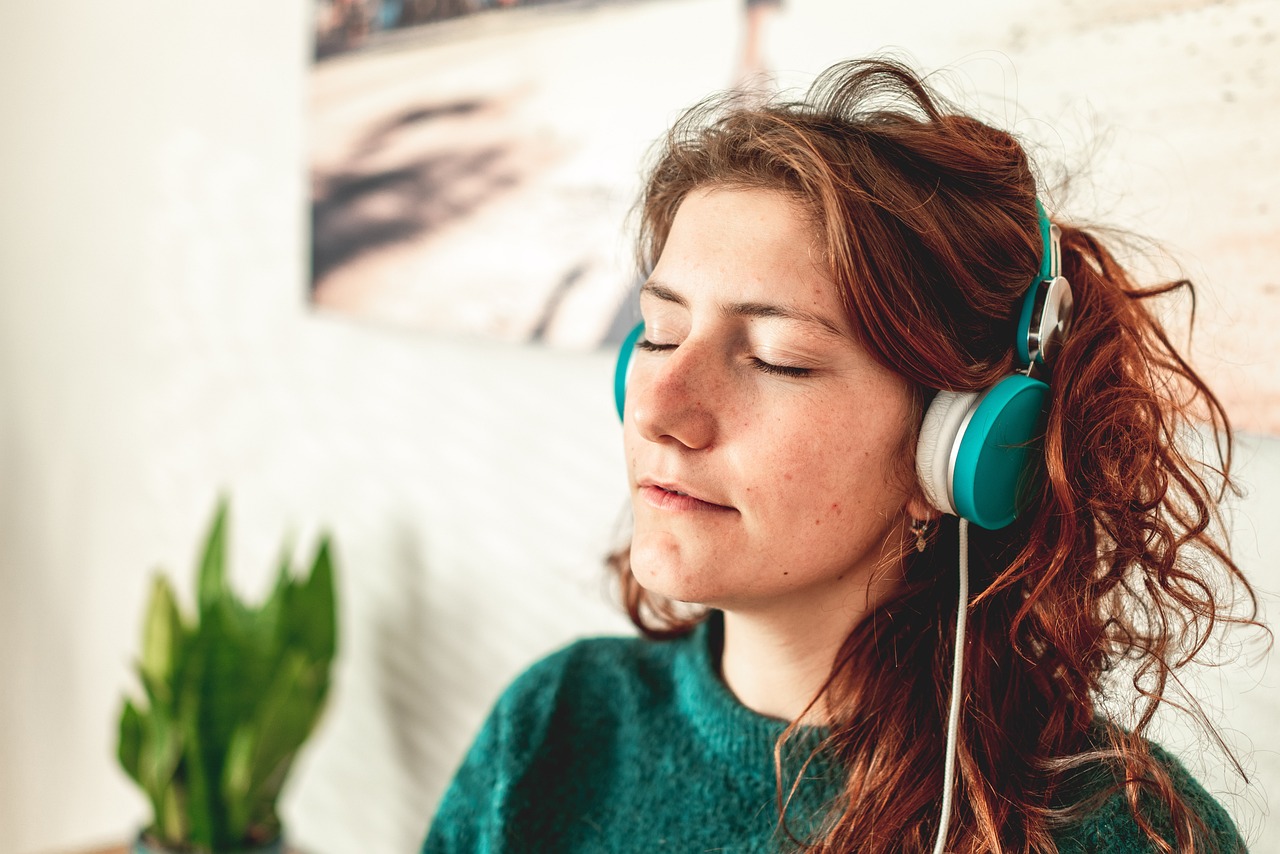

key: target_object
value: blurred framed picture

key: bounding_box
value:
[309,0,762,348]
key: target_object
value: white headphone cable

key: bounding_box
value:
[930,517,970,854]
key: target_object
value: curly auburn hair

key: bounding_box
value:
[607,58,1260,853]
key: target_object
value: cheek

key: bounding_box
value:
[763,422,911,521]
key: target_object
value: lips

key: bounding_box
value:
[637,479,736,513]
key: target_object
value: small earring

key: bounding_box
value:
[910,518,930,553]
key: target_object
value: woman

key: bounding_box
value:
[423,58,1257,853]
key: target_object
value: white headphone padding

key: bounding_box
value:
[915,390,978,517]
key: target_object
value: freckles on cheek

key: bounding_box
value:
[813,502,842,527]
[814,501,844,527]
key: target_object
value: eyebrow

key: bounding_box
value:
[640,281,848,339]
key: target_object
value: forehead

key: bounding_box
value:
[652,187,845,325]
[661,185,820,258]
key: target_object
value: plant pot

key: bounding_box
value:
[132,831,285,854]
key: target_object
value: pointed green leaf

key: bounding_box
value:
[118,699,144,785]
[255,546,292,641]
[138,668,172,716]
[159,781,187,845]
[221,725,256,839]
[139,700,182,803]
[284,536,337,666]
[242,652,325,810]
[179,646,216,850]
[234,545,289,660]
[140,574,183,694]
[200,604,260,782]
[120,699,173,841]
[197,497,230,618]
[310,537,336,637]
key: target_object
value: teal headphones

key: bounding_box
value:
[613,201,1073,531]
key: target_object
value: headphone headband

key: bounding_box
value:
[1017,201,1074,369]
[1036,199,1059,281]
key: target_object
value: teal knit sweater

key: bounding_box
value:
[422,618,1246,853]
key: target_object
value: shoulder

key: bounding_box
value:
[486,632,689,745]
[498,632,681,707]
[1146,742,1247,852]
[423,631,702,853]
[1056,739,1247,854]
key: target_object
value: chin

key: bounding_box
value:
[628,537,722,606]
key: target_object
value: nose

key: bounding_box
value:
[630,342,719,450]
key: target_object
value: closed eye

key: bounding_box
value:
[637,339,812,378]
[751,358,813,378]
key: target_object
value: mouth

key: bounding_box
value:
[638,481,736,514]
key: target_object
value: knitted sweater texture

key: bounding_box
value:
[422,619,1246,853]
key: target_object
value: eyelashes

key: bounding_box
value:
[636,338,813,378]
[749,358,812,378]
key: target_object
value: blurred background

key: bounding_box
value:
[1,0,1277,852]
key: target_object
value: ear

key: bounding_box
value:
[905,490,941,523]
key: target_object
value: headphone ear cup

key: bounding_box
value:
[915,390,977,518]
[950,374,1049,529]
[614,322,645,421]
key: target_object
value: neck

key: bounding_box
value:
[718,589,895,723]
[714,536,913,722]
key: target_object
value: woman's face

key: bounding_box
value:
[623,187,930,617]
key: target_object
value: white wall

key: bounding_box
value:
[1,1,1275,853]
[0,2,633,850]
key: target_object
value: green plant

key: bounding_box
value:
[118,498,337,852]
